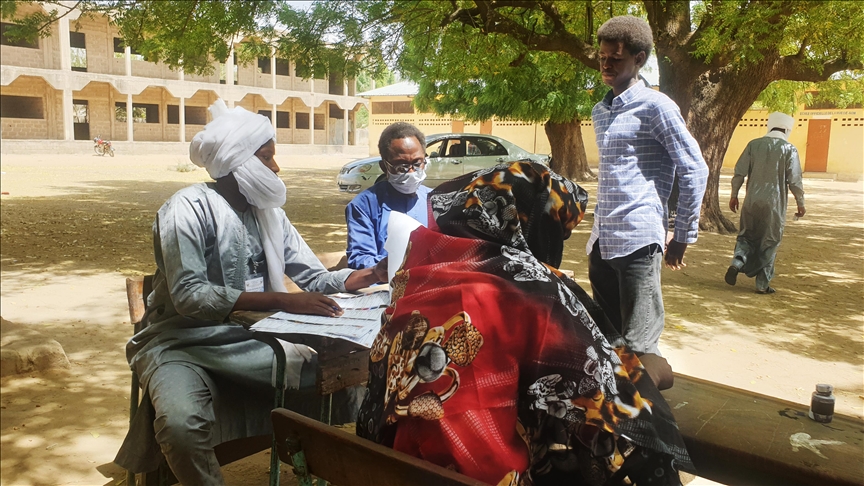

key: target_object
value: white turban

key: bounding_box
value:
[766,112,795,141]
[190,100,289,292]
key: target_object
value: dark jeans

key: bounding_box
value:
[589,241,665,355]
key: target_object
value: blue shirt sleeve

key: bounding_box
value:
[345,190,386,270]
[650,99,708,244]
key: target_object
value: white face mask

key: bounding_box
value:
[388,168,427,195]
[233,155,287,209]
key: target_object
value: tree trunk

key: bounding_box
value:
[544,118,595,181]
[658,55,778,234]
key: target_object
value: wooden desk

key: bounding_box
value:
[230,310,371,396]
[230,310,372,486]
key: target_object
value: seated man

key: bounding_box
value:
[345,122,432,269]
[114,100,386,485]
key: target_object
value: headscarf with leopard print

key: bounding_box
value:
[429,161,587,269]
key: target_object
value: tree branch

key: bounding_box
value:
[442,1,597,70]
[776,55,864,83]
[32,1,83,36]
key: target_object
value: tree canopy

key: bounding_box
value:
[5,0,862,231]
[267,0,864,229]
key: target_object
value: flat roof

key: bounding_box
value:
[358,80,419,97]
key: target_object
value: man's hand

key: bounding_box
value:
[729,197,739,213]
[665,240,688,270]
[344,257,389,291]
[275,292,342,317]
[373,257,389,284]
[637,353,674,390]
[795,206,806,218]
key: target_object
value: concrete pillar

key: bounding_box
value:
[58,17,71,71]
[225,46,235,108]
[309,105,315,145]
[272,103,277,132]
[270,47,277,90]
[343,108,349,146]
[179,96,186,143]
[179,68,185,143]
[126,93,133,142]
[124,46,131,76]
[62,88,74,141]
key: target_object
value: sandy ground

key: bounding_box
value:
[1,152,862,486]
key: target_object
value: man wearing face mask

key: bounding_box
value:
[345,122,432,270]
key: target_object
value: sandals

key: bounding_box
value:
[756,287,776,294]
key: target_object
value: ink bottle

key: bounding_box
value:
[808,384,835,423]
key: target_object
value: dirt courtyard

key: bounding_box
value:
[1,152,862,485]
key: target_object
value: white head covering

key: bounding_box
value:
[766,112,794,141]
[190,100,289,292]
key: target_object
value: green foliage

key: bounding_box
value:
[356,69,397,93]
[411,49,604,124]
[1,1,65,44]
[109,1,278,75]
[344,1,613,123]
[3,1,279,75]
[813,72,864,109]
[355,105,369,129]
[754,81,810,114]
[5,0,860,121]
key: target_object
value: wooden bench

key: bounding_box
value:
[663,374,863,486]
[271,408,487,486]
[269,374,862,486]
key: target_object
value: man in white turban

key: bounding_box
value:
[114,100,387,484]
[725,112,806,294]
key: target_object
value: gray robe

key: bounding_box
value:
[115,183,354,472]
[731,135,805,279]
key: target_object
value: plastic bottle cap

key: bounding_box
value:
[815,383,833,394]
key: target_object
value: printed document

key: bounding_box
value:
[250,291,389,347]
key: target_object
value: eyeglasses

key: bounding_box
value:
[383,158,428,174]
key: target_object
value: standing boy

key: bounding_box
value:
[588,16,708,354]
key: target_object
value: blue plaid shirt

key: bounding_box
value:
[587,82,708,259]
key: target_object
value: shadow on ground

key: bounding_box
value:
[560,178,864,369]
[1,169,861,484]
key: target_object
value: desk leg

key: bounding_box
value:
[269,341,287,486]
[315,394,333,486]
[319,393,333,425]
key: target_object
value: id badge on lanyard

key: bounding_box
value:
[245,274,265,292]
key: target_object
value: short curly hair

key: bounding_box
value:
[597,15,654,57]
[378,122,426,160]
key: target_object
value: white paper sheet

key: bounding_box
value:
[384,211,422,283]
[250,291,390,348]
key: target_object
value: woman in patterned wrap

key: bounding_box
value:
[357,161,692,485]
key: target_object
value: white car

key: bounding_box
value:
[337,133,550,193]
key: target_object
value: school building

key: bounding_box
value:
[360,82,863,180]
[0,3,369,156]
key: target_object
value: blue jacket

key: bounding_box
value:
[345,180,431,269]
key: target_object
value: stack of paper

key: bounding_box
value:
[250,291,390,348]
